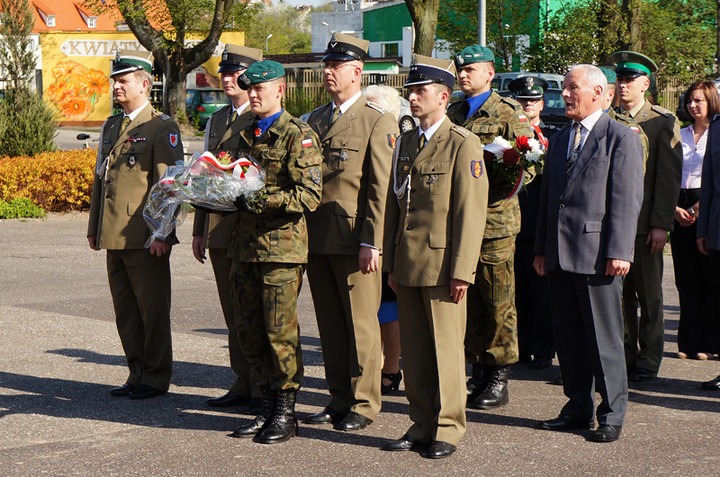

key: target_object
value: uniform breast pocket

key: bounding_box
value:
[327,136,362,171]
[118,142,148,172]
[259,147,287,183]
[419,162,449,195]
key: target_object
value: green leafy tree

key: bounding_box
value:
[83,0,251,119]
[0,0,57,156]
[242,4,311,54]
[437,0,539,71]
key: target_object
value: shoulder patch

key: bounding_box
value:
[650,104,672,118]
[366,101,386,114]
[450,124,471,137]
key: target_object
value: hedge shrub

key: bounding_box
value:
[0,197,46,219]
[0,149,96,212]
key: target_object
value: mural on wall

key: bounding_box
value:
[40,31,246,124]
[47,59,110,121]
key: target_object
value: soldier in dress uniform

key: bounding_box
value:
[446,45,534,409]
[191,44,263,409]
[507,76,557,370]
[87,49,184,400]
[612,51,683,382]
[226,61,323,444]
[302,33,397,431]
[382,55,488,459]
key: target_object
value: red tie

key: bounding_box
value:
[533,124,548,149]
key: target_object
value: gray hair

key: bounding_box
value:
[568,64,606,95]
[133,69,154,96]
[362,84,401,120]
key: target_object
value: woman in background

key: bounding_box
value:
[672,81,720,360]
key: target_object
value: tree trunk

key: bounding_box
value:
[162,58,186,119]
[405,0,440,56]
[623,0,642,51]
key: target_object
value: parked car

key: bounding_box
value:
[186,88,229,129]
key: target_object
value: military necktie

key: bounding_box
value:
[565,122,582,178]
[330,106,341,125]
[119,116,131,135]
[418,133,427,151]
[229,110,238,126]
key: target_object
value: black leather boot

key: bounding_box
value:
[231,388,276,438]
[466,363,487,397]
[467,365,509,409]
[257,389,298,444]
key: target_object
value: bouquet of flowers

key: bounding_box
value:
[143,151,266,247]
[483,135,545,198]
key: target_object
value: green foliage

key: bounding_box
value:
[0,0,36,91]
[0,197,46,219]
[437,0,538,71]
[243,4,311,54]
[0,88,58,157]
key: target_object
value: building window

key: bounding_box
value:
[46,15,55,27]
[88,17,97,28]
[382,43,398,58]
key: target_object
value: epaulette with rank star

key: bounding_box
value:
[290,116,313,132]
[450,124,471,137]
[159,113,171,121]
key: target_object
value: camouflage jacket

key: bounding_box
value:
[228,110,323,264]
[447,91,534,238]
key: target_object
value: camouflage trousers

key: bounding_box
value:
[229,261,304,391]
[465,235,519,366]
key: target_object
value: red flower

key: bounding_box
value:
[503,148,520,166]
[516,136,531,151]
[255,128,262,137]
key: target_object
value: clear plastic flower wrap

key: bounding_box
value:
[143,151,266,247]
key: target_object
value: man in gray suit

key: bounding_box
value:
[533,65,644,443]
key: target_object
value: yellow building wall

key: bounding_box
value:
[40,31,245,125]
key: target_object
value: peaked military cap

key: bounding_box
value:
[112,49,153,77]
[322,32,369,62]
[454,45,494,67]
[612,51,657,78]
[508,76,548,100]
[238,60,285,90]
[598,67,617,85]
[404,54,456,89]
[218,44,263,73]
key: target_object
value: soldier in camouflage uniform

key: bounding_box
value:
[226,61,323,444]
[446,45,534,410]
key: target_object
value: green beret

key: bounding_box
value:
[238,60,285,90]
[611,51,657,78]
[454,45,494,67]
[598,67,616,85]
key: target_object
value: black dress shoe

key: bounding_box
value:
[529,357,553,369]
[422,441,456,459]
[538,415,594,431]
[591,424,621,442]
[128,384,164,400]
[334,412,372,431]
[206,392,251,408]
[628,367,656,382]
[109,383,136,397]
[381,434,424,452]
[701,375,720,390]
[302,407,346,425]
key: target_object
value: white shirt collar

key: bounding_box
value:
[234,101,249,115]
[124,101,150,121]
[332,90,362,116]
[418,115,447,142]
[576,108,603,133]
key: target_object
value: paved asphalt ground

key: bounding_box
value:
[1,133,718,475]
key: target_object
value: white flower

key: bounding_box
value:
[525,150,543,163]
[492,136,513,149]
[527,138,542,152]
